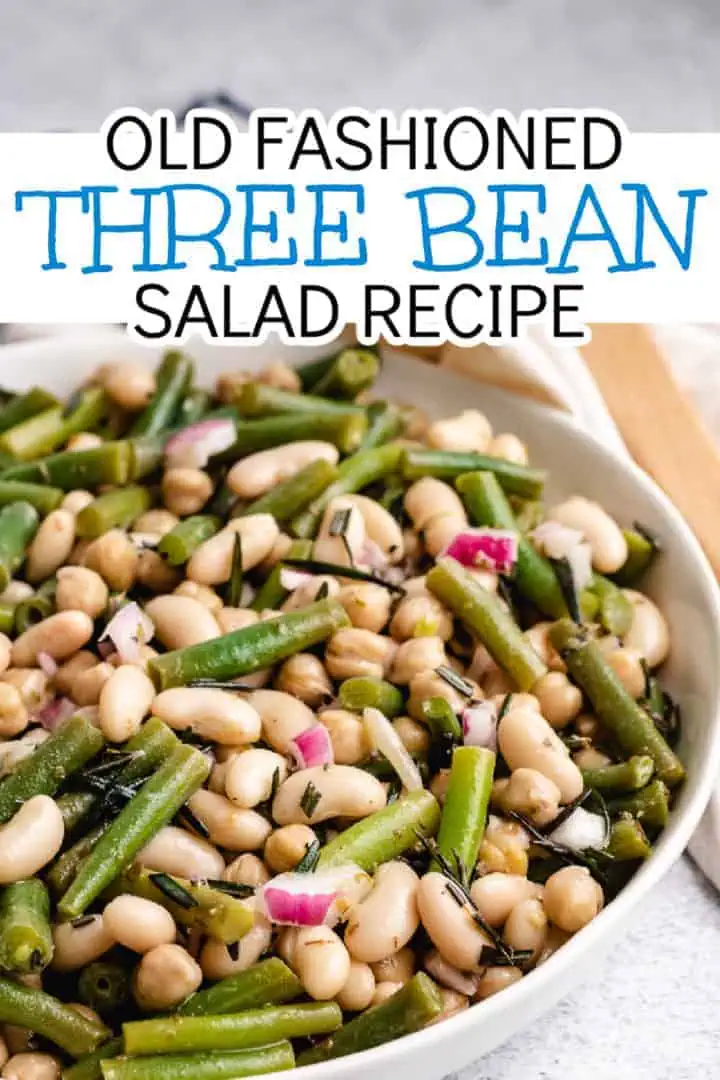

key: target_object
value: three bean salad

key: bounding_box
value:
[0,346,684,1080]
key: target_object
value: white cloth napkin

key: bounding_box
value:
[5,321,718,888]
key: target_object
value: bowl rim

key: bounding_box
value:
[1,333,719,1075]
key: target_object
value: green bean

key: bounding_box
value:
[128,435,166,481]
[311,348,380,399]
[338,676,404,718]
[131,352,193,436]
[433,746,495,877]
[124,1002,342,1055]
[298,973,442,1063]
[157,515,221,566]
[107,867,254,943]
[456,471,566,619]
[0,975,109,1057]
[79,962,131,1015]
[100,1043,295,1080]
[291,443,404,538]
[76,486,151,538]
[585,574,634,636]
[317,790,440,872]
[236,381,365,419]
[512,497,544,532]
[581,755,655,793]
[148,597,350,690]
[60,386,109,442]
[427,558,548,691]
[402,448,546,499]
[57,791,96,832]
[420,696,463,741]
[549,619,685,787]
[0,713,104,824]
[0,879,53,973]
[0,603,14,635]
[359,402,404,450]
[606,817,652,860]
[0,501,38,590]
[607,779,670,829]
[0,405,65,460]
[48,825,106,897]
[612,527,658,586]
[238,459,338,524]
[218,412,366,461]
[176,389,211,426]
[295,349,359,392]
[58,744,210,918]
[14,575,56,634]
[62,1039,124,1080]
[1,441,132,489]
[178,958,301,1017]
[0,481,63,515]
[0,388,58,435]
[250,539,312,611]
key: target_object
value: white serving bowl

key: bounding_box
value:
[2,332,720,1079]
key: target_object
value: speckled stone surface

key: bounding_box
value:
[0,4,719,1074]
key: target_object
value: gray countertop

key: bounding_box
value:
[1,3,719,1075]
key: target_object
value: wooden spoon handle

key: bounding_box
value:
[582,324,720,578]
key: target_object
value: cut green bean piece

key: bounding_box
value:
[236,381,365,419]
[1,442,132,490]
[148,597,349,690]
[76,486,151,538]
[0,603,14,635]
[359,402,404,450]
[57,791,97,833]
[0,388,58,435]
[157,515,221,566]
[317,791,440,872]
[0,481,64,515]
[239,459,338,524]
[420,696,463,741]
[60,386,109,442]
[48,825,106,897]
[131,352,193,436]
[176,389,211,426]
[586,574,634,636]
[14,574,56,634]
[338,676,404,718]
[607,778,670,829]
[612,527,659,587]
[79,962,131,1015]
[124,1002,342,1055]
[433,746,495,877]
[403,448,546,499]
[100,1043,295,1080]
[0,501,39,590]
[218,412,366,462]
[311,348,380,399]
[59,744,210,918]
[427,558,547,692]
[178,958,301,1017]
[291,443,404,538]
[549,619,685,787]
[606,817,652,860]
[299,973,442,1064]
[0,405,65,460]
[581,755,655,793]
[0,879,53,973]
[0,713,104,824]
[250,539,312,611]
[107,867,254,944]
[0,975,109,1057]
[62,1039,124,1080]
[456,471,566,619]
[127,435,166,481]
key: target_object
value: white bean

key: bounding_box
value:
[0,797,63,883]
[227,442,339,499]
[370,947,415,985]
[417,872,490,972]
[83,530,138,592]
[60,491,94,516]
[532,672,582,729]
[621,590,670,668]
[606,646,646,698]
[52,915,115,972]
[344,495,405,564]
[264,824,317,874]
[200,911,271,980]
[0,684,28,738]
[274,654,333,707]
[224,749,288,808]
[103,895,176,953]
[249,690,315,754]
[345,861,419,963]
[187,516,279,585]
[498,705,583,802]
[11,612,94,668]
[474,967,523,999]
[188,789,272,851]
[55,567,109,619]
[162,468,213,518]
[2,1052,60,1080]
[25,511,75,585]
[153,688,261,745]
[318,709,369,765]
[503,897,548,958]
[427,410,492,453]
[548,497,627,574]
[489,433,528,465]
[98,665,155,742]
[99,361,155,411]
[144,595,219,650]
[292,925,351,1001]
[313,499,366,568]
[272,765,386,825]
[336,961,376,1012]
[493,768,562,827]
[137,826,225,880]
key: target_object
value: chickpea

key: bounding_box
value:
[325,628,396,681]
[275,654,333,707]
[249,690,315,755]
[223,853,270,888]
[408,670,477,721]
[25,510,75,584]
[72,662,114,707]
[427,409,492,453]
[390,594,453,642]
[54,567,109,619]
[319,709,369,765]
[606,647,646,698]
[12,612,94,668]
[392,715,430,756]
[503,897,548,959]
[336,961,376,1012]
[474,967,523,999]
[162,467,213,517]
[524,622,565,671]
[200,914,271,980]
[133,944,202,1011]
[489,433,528,465]
[83,530,138,592]
[532,672,582,729]
[0,669,49,713]
[543,866,604,932]
[136,550,181,594]
[574,713,602,740]
[370,947,415,985]
[390,636,447,685]
[477,815,531,876]
[0,685,28,738]
[494,768,562,827]
[337,583,392,634]
[99,360,155,411]
[2,1053,61,1080]
[103,895,176,953]
[259,361,302,392]
[173,581,224,613]
[371,981,403,1006]
[264,825,318,873]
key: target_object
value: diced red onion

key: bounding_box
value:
[290,724,334,769]
[259,864,371,927]
[99,601,154,665]
[363,706,423,791]
[531,521,593,591]
[36,651,58,678]
[443,528,518,574]
[165,418,236,469]
[279,568,314,592]
[565,542,593,592]
[462,701,499,751]
[550,807,608,852]
[36,696,76,731]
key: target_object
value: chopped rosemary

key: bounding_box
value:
[295,838,321,873]
[270,766,281,802]
[176,804,211,840]
[435,665,474,699]
[283,557,406,595]
[204,879,255,899]
[498,693,513,721]
[299,780,322,819]
[226,532,244,607]
[550,555,583,624]
[186,679,256,693]
[71,914,98,929]
[315,580,330,601]
[149,872,198,909]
